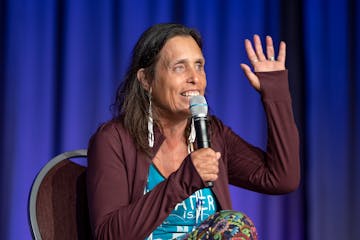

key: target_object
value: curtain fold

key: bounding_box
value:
[0,0,359,239]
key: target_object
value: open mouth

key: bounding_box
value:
[181,91,200,97]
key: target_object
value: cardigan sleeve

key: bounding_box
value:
[86,122,205,239]
[219,70,300,194]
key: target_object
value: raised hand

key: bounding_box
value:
[240,34,286,91]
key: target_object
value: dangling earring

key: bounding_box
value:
[148,87,154,148]
[188,118,196,153]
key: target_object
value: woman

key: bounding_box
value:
[86,23,300,239]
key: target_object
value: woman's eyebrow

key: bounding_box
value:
[171,57,205,65]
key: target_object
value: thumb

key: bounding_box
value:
[240,63,260,91]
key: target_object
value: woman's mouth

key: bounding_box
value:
[181,91,200,97]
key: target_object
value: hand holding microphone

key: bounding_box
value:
[189,96,220,187]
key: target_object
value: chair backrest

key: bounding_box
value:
[28,149,92,240]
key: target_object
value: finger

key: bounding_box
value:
[240,64,260,90]
[244,39,258,64]
[191,149,219,165]
[266,36,275,61]
[202,159,219,173]
[203,163,219,174]
[253,34,266,61]
[277,41,286,63]
[200,148,218,159]
[203,173,219,182]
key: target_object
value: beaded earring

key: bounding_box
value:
[148,88,154,148]
[187,118,196,153]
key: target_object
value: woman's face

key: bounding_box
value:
[151,36,206,121]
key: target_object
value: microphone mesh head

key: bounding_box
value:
[190,95,208,117]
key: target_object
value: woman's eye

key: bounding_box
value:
[173,64,185,72]
[195,63,203,71]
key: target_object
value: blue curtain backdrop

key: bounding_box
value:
[0,0,359,239]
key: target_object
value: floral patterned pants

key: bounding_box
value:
[182,210,258,240]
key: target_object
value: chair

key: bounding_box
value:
[28,149,92,240]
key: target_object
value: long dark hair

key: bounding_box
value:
[112,23,203,154]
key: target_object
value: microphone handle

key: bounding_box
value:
[193,116,214,188]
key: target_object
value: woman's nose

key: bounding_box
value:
[187,67,200,84]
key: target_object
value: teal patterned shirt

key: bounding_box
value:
[146,164,218,240]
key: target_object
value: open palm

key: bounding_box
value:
[240,34,286,91]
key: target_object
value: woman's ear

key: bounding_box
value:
[137,68,150,91]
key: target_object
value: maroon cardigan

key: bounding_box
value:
[86,70,300,239]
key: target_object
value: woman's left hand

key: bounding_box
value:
[240,34,286,91]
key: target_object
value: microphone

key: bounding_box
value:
[189,95,213,187]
